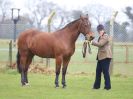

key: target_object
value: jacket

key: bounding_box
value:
[92,34,112,60]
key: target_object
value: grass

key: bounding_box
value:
[0,70,133,99]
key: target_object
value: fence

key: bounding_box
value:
[0,24,31,39]
[0,41,133,64]
[0,15,133,75]
[114,43,133,63]
[0,23,133,64]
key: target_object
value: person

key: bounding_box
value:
[90,24,112,90]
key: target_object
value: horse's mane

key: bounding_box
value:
[59,18,80,31]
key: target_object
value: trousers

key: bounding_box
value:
[93,58,111,89]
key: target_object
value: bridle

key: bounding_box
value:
[78,19,92,58]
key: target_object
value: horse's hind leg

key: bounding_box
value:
[55,56,62,88]
[20,51,33,86]
[62,57,70,88]
[24,55,34,85]
[20,54,27,86]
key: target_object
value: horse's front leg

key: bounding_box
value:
[21,69,25,86]
[22,70,29,86]
[20,66,28,86]
[62,57,71,88]
[55,56,62,88]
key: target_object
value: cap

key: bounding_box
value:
[97,24,104,31]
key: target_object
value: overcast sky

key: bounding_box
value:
[49,0,133,11]
[11,0,133,10]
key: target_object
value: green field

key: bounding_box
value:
[0,70,133,99]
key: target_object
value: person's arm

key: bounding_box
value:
[91,35,109,47]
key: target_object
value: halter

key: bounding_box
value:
[77,19,83,34]
[77,19,92,58]
[77,18,91,38]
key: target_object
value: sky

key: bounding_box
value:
[10,0,133,23]
[11,0,133,11]
[49,0,133,11]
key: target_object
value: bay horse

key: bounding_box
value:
[17,14,94,88]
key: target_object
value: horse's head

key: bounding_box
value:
[79,14,95,41]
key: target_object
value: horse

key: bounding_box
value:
[17,14,94,88]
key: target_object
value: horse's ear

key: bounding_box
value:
[80,15,82,18]
[86,14,89,19]
[86,14,88,17]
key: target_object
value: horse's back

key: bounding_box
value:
[18,29,40,40]
[17,29,41,50]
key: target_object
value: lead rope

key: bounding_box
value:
[82,40,92,58]
[88,41,92,54]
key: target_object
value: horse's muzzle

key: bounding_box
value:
[85,32,95,41]
[90,36,95,41]
[85,35,95,41]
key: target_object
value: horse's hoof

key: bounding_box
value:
[21,82,25,86]
[25,83,30,86]
[22,84,26,87]
[21,82,30,87]
[55,85,59,88]
[62,85,67,88]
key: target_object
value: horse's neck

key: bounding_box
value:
[67,28,80,44]
[57,22,80,46]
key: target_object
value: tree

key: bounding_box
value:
[25,0,58,30]
[52,10,83,30]
[84,4,112,25]
[49,8,72,31]
[123,6,133,41]
[124,6,133,24]
[105,21,129,42]
[0,0,11,23]
[71,10,83,19]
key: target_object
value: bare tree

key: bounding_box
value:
[51,9,74,30]
[25,0,58,29]
[52,9,84,30]
[0,0,11,23]
[71,10,83,19]
[84,4,112,25]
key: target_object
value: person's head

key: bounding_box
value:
[97,24,105,36]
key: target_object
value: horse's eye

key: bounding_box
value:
[89,23,91,27]
[85,23,88,27]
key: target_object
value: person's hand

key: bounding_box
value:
[88,40,92,44]
[91,40,98,45]
[85,40,92,45]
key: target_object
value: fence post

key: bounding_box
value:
[109,11,118,75]
[125,45,129,63]
[9,40,12,68]
[46,11,55,68]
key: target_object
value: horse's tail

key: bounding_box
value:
[17,51,21,73]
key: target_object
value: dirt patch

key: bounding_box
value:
[29,65,55,74]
